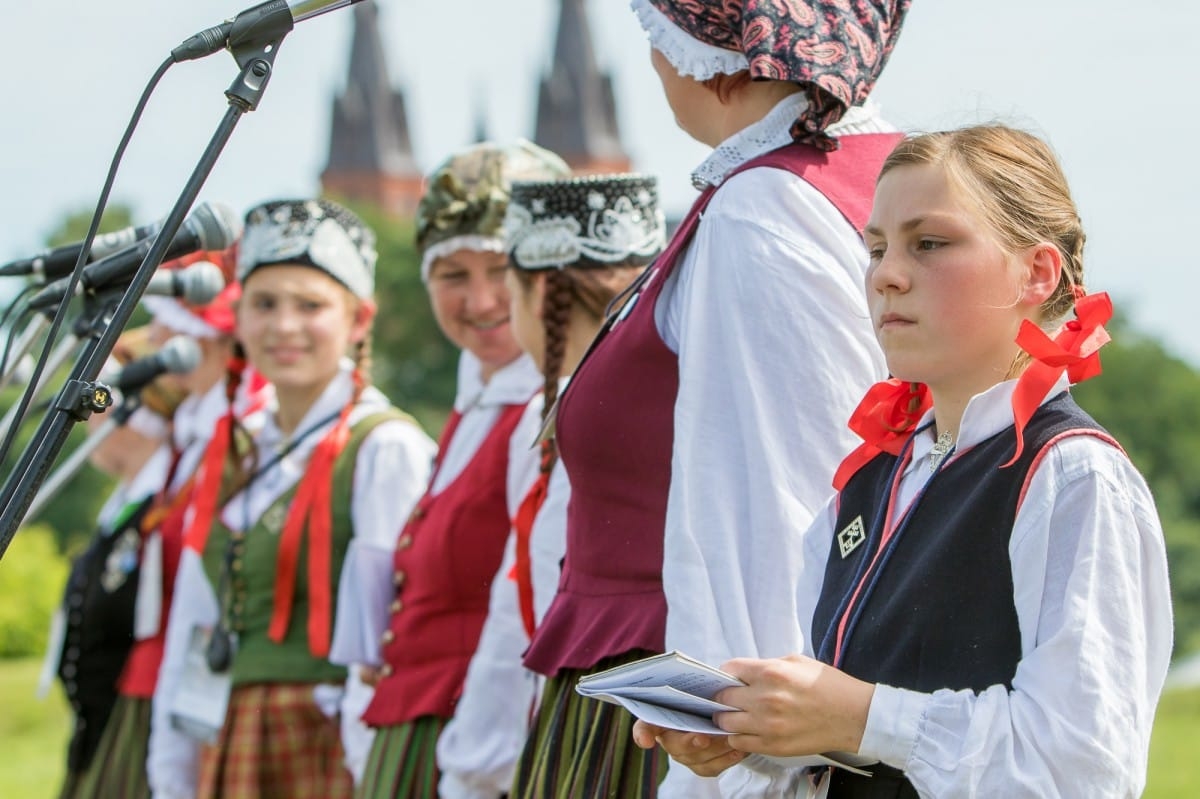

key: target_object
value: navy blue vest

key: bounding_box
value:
[811,392,1111,797]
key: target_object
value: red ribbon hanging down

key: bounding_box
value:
[1003,291,1112,466]
[182,412,234,554]
[268,377,360,659]
[511,444,554,639]
[183,352,261,554]
[832,379,932,491]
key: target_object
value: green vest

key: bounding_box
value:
[201,410,411,686]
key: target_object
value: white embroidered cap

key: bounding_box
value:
[505,174,666,271]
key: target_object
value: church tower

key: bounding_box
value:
[320,0,424,217]
[534,0,632,175]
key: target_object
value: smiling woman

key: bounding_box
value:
[353,140,575,799]
[425,249,519,383]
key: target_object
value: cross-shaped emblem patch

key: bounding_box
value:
[838,515,866,559]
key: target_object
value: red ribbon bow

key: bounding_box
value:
[1004,291,1112,465]
[833,379,932,490]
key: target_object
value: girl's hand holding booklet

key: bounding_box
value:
[575,650,875,775]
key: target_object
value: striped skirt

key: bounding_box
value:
[70,695,152,798]
[511,653,668,799]
[357,715,448,798]
[197,683,354,799]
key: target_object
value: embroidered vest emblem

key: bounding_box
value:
[837,515,866,559]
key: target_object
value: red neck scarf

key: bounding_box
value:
[833,379,931,491]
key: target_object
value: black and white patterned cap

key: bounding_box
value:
[505,174,666,271]
[237,199,377,298]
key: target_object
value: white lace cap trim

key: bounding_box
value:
[631,0,748,80]
[690,97,893,188]
[420,235,507,282]
[141,296,222,339]
[505,197,666,270]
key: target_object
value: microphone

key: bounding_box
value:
[113,335,203,395]
[28,202,240,311]
[173,0,365,63]
[142,261,228,305]
[0,218,164,281]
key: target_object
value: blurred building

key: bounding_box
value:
[319,0,424,217]
[320,0,630,216]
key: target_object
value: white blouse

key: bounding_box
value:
[437,381,571,799]
[654,94,891,798]
[723,377,1173,798]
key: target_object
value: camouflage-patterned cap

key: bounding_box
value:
[416,139,571,280]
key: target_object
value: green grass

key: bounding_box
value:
[1145,684,1200,798]
[0,656,1197,796]
[0,657,69,798]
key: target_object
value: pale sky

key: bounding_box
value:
[2,0,1196,365]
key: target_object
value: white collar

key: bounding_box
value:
[909,374,1072,465]
[255,360,389,454]
[453,351,542,413]
[172,380,229,451]
[690,98,892,189]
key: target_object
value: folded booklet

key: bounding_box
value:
[575,650,874,776]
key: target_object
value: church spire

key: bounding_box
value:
[320,0,424,217]
[534,0,631,175]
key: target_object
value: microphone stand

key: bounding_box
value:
[23,399,140,524]
[0,305,109,441]
[0,12,295,559]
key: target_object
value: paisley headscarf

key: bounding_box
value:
[415,140,571,280]
[639,0,911,150]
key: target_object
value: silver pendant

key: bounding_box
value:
[928,430,955,472]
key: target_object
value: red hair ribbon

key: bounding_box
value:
[268,372,362,658]
[1004,291,1112,466]
[833,379,932,491]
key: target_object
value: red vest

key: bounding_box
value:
[362,403,527,726]
[523,134,903,677]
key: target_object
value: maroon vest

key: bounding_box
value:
[362,402,527,726]
[523,134,903,677]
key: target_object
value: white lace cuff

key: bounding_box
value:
[631,0,748,80]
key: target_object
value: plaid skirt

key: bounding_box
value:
[511,653,668,799]
[197,683,354,799]
[69,695,152,799]
[357,715,448,799]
